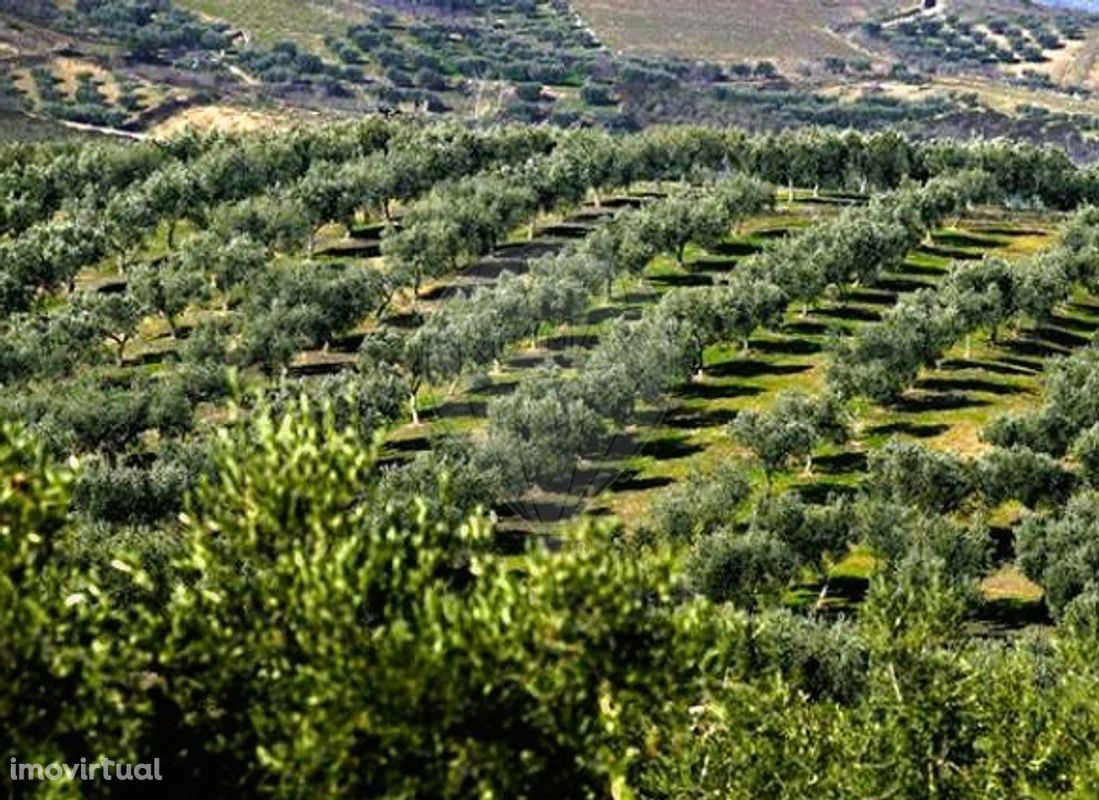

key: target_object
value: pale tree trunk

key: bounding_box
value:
[813,576,831,614]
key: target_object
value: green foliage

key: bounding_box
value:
[729,391,849,483]
[643,462,750,543]
[1018,491,1099,616]
[977,446,1073,509]
[867,440,973,513]
[485,368,605,492]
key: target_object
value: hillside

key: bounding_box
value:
[8,118,1099,795]
[2,0,1099,153]
[8,7,1099,793]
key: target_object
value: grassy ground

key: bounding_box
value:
[570,0,904,62]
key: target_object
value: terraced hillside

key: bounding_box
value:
[11,121,1099,795]
[4,121,1097,629]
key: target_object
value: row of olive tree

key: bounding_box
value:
[830,206,1099,402]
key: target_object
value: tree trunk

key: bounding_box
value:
[813,576,831,614]
[167,219,177,251]
[409,392,420,426]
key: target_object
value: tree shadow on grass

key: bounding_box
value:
[1000,338,1071,361]
[462,258,529,280]
[971,598,1051,634]
[802,574,869,606]
[970,225,1047,238]
[791,480,858,505]
[419,284,464,302]
[609,472,677,493]
[661,406,740,430]
[812,451,868,475]
[641,435,705,462]
[382,311,423,329]
[989,525,1015,563]
[539,223,592,239]
[755,227,793,240]
[891,392,990,413]
[287,359,354,378]
[506,352,578,370]
[916,377,1028,396]
[586,305,643,325]
[469,381,519,398]
[421,400,487,421]
[938,358,1037,377]
[650,273,714,288]
[1047,313,1099,335]
[846,289,898,307]
[780,320,833,337]
[874,276,937,293]
[751,336,825,355]
[494,240,566,259]
[814,306,882,323]
[894,262,947,278]
[917,244,984,261]
[933,230,1001,249]
[869,421,950,438]
[383,435,432,457]
[677,381,763,401]
[1032,325,1091,350]
[543,333,601,351]
[999,355,1045,373]
[710,240,762,257]
[1067,300,1099,318]
[316,240,381,259]
[691,259,738,277]
[706,359,813,379]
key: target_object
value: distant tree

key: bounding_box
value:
[130,260,208,338]
[84,293,143,366]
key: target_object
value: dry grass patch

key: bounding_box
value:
[981,564,1043,603]
[571,0,904,64]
